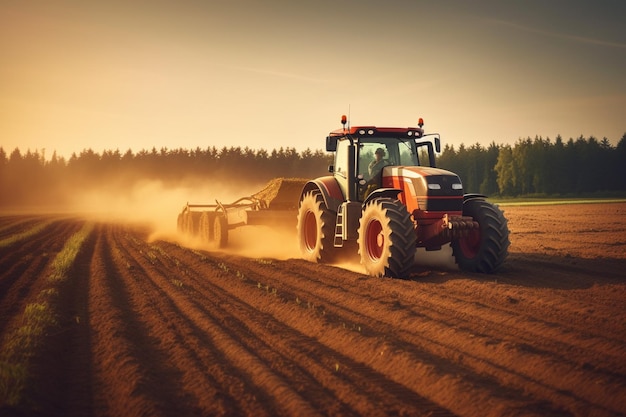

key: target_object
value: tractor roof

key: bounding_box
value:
[328,126,425,139]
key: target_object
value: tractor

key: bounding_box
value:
[296,116,509,277]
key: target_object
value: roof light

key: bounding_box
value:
[418,118,424,128]
[358,129,366,135]
[341,115,347,126]
[367,129,374,135]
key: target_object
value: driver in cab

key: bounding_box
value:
[362,147,389,198]
[368,147,389,180]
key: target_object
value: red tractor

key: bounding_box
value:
[296,116,509,277]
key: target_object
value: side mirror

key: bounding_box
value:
[326,136,337,152]
[328,165,334,173]
[435,137,441,153]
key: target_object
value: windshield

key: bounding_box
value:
[357,137,419,178]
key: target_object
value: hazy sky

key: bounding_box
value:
[2,0,625,159]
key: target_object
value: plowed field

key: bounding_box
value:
[1,203,625,417]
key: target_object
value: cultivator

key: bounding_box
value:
[177,178,307,248]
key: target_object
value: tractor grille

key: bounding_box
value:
[417,197,463,212]
[407,172,464,212]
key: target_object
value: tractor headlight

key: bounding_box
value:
[427,183,441,190]
[452,183,463,190]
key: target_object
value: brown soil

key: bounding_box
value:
[1,203,625,417]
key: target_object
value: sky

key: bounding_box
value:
[1,0,625,160]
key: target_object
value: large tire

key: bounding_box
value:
[452,198,510,273]
[297,190,337,263]
[358,198,417,277]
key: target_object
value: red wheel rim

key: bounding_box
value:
[459,229,481,258]
[303,210,317,252]
[365,219,384,261]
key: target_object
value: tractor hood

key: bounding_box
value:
[384,165,459,179]
[382,166,464,196]
[382,166,464,214]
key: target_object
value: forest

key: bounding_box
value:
[1,133,625,208]
[438,134,626,197]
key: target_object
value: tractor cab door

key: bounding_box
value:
[333,138,353,201]
[357,140,400,201]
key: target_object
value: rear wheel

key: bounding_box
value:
[452,198,509,273]
[358,198,417,277]
[297,190,337,263]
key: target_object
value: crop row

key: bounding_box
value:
[0,221,93,407]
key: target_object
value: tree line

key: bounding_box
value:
[1,133,625,207]
[0,146,333,207]
[437,134,626,197]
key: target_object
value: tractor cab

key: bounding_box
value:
[326,117,441,204]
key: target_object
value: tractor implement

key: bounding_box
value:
[177,178,307,248]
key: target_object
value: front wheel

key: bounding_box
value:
[452,198,510,273]
[296,190,337,263]
[357,198,417,277]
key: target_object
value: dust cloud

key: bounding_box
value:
[158,223,302,261]
[225,225,301,260]
[414,245,459,270]
[333,245,458,275]
[65,177,305,260]
[68,178,266,233]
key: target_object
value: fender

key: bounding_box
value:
[301,176,344,212]
[363,188,403,206]
[463,193,487,202]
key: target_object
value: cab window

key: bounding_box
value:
[359,142,391,178]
